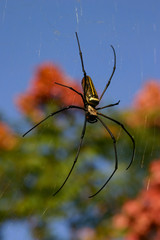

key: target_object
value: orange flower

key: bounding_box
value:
[126,80,160,127]
[31,64,65,99]
[16,93,44,121]
[134,81,160,111]
[123,200,142,216]
[126,233,139,240]
[149,160,160,186]
[16,63,83,120]
[131,212,150,235]
[113,214,129,229]
[0,122,17,150]
[113,159,160,239]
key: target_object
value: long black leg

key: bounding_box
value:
[54,82,85,104]
[75,32,87,100]
[89,116,118,198]
[96,100,120,110]
[23,105,85,137]
[75,32,86,76]
[98,112,135,169]
[99,45,116,101]
[53,115,87,196]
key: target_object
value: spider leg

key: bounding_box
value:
[75,32,86,76]
[89,116,118,198]
[98,112,135,169]
[99,45,116,101]
[53,115,87,196]
[22,105,85,137]
[75,32,87,100]
[96,100,120,110]
[54,82,85,104]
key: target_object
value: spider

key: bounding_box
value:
[23,32,135,198]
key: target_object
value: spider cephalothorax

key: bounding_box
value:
[86,105,98,123]
[23,32,135,198]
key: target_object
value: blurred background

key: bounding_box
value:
[0,0,160,239]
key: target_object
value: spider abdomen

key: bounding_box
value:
[82,76,99,107]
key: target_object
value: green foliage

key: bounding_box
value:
[0,106,140,237]
[1,68,160,239]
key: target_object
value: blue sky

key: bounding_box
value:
[0,0,160,122]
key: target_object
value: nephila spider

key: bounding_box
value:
[23,32,135,198]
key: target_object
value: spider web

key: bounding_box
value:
[0,0,160,239]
